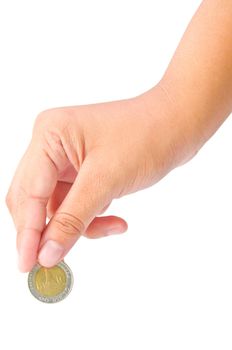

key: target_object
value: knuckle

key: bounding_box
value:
[52,212,85,239]
[35,108,73,127]
[33,108,75,140]
[34,109,61,132]
[34,111,49,128]
[5,191,13,211]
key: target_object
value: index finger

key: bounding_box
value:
[6,146,58,272]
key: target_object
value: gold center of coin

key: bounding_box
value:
[34,266,67,297]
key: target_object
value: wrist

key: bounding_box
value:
[159,79,204,165]
[138,82,202,170]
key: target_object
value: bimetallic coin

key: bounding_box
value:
[28,261,74,303]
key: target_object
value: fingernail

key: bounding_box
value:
[38,240,64,267]
[107,226,126,235]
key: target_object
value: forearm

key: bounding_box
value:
[149,0,232,161]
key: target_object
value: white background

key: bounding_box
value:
[0,0,232,349]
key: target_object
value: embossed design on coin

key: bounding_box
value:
[28,261,73,303]
[35,265,67,297]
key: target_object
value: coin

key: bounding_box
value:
[28,261,73,303]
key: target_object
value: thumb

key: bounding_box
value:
[38,159,114,267]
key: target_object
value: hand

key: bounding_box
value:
[6,85,186,272]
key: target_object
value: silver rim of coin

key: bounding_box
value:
[28,260,74,303]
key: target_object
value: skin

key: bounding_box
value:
[6,0,232,272]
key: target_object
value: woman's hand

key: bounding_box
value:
[6,0,232,273]
[6,84,184,272]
